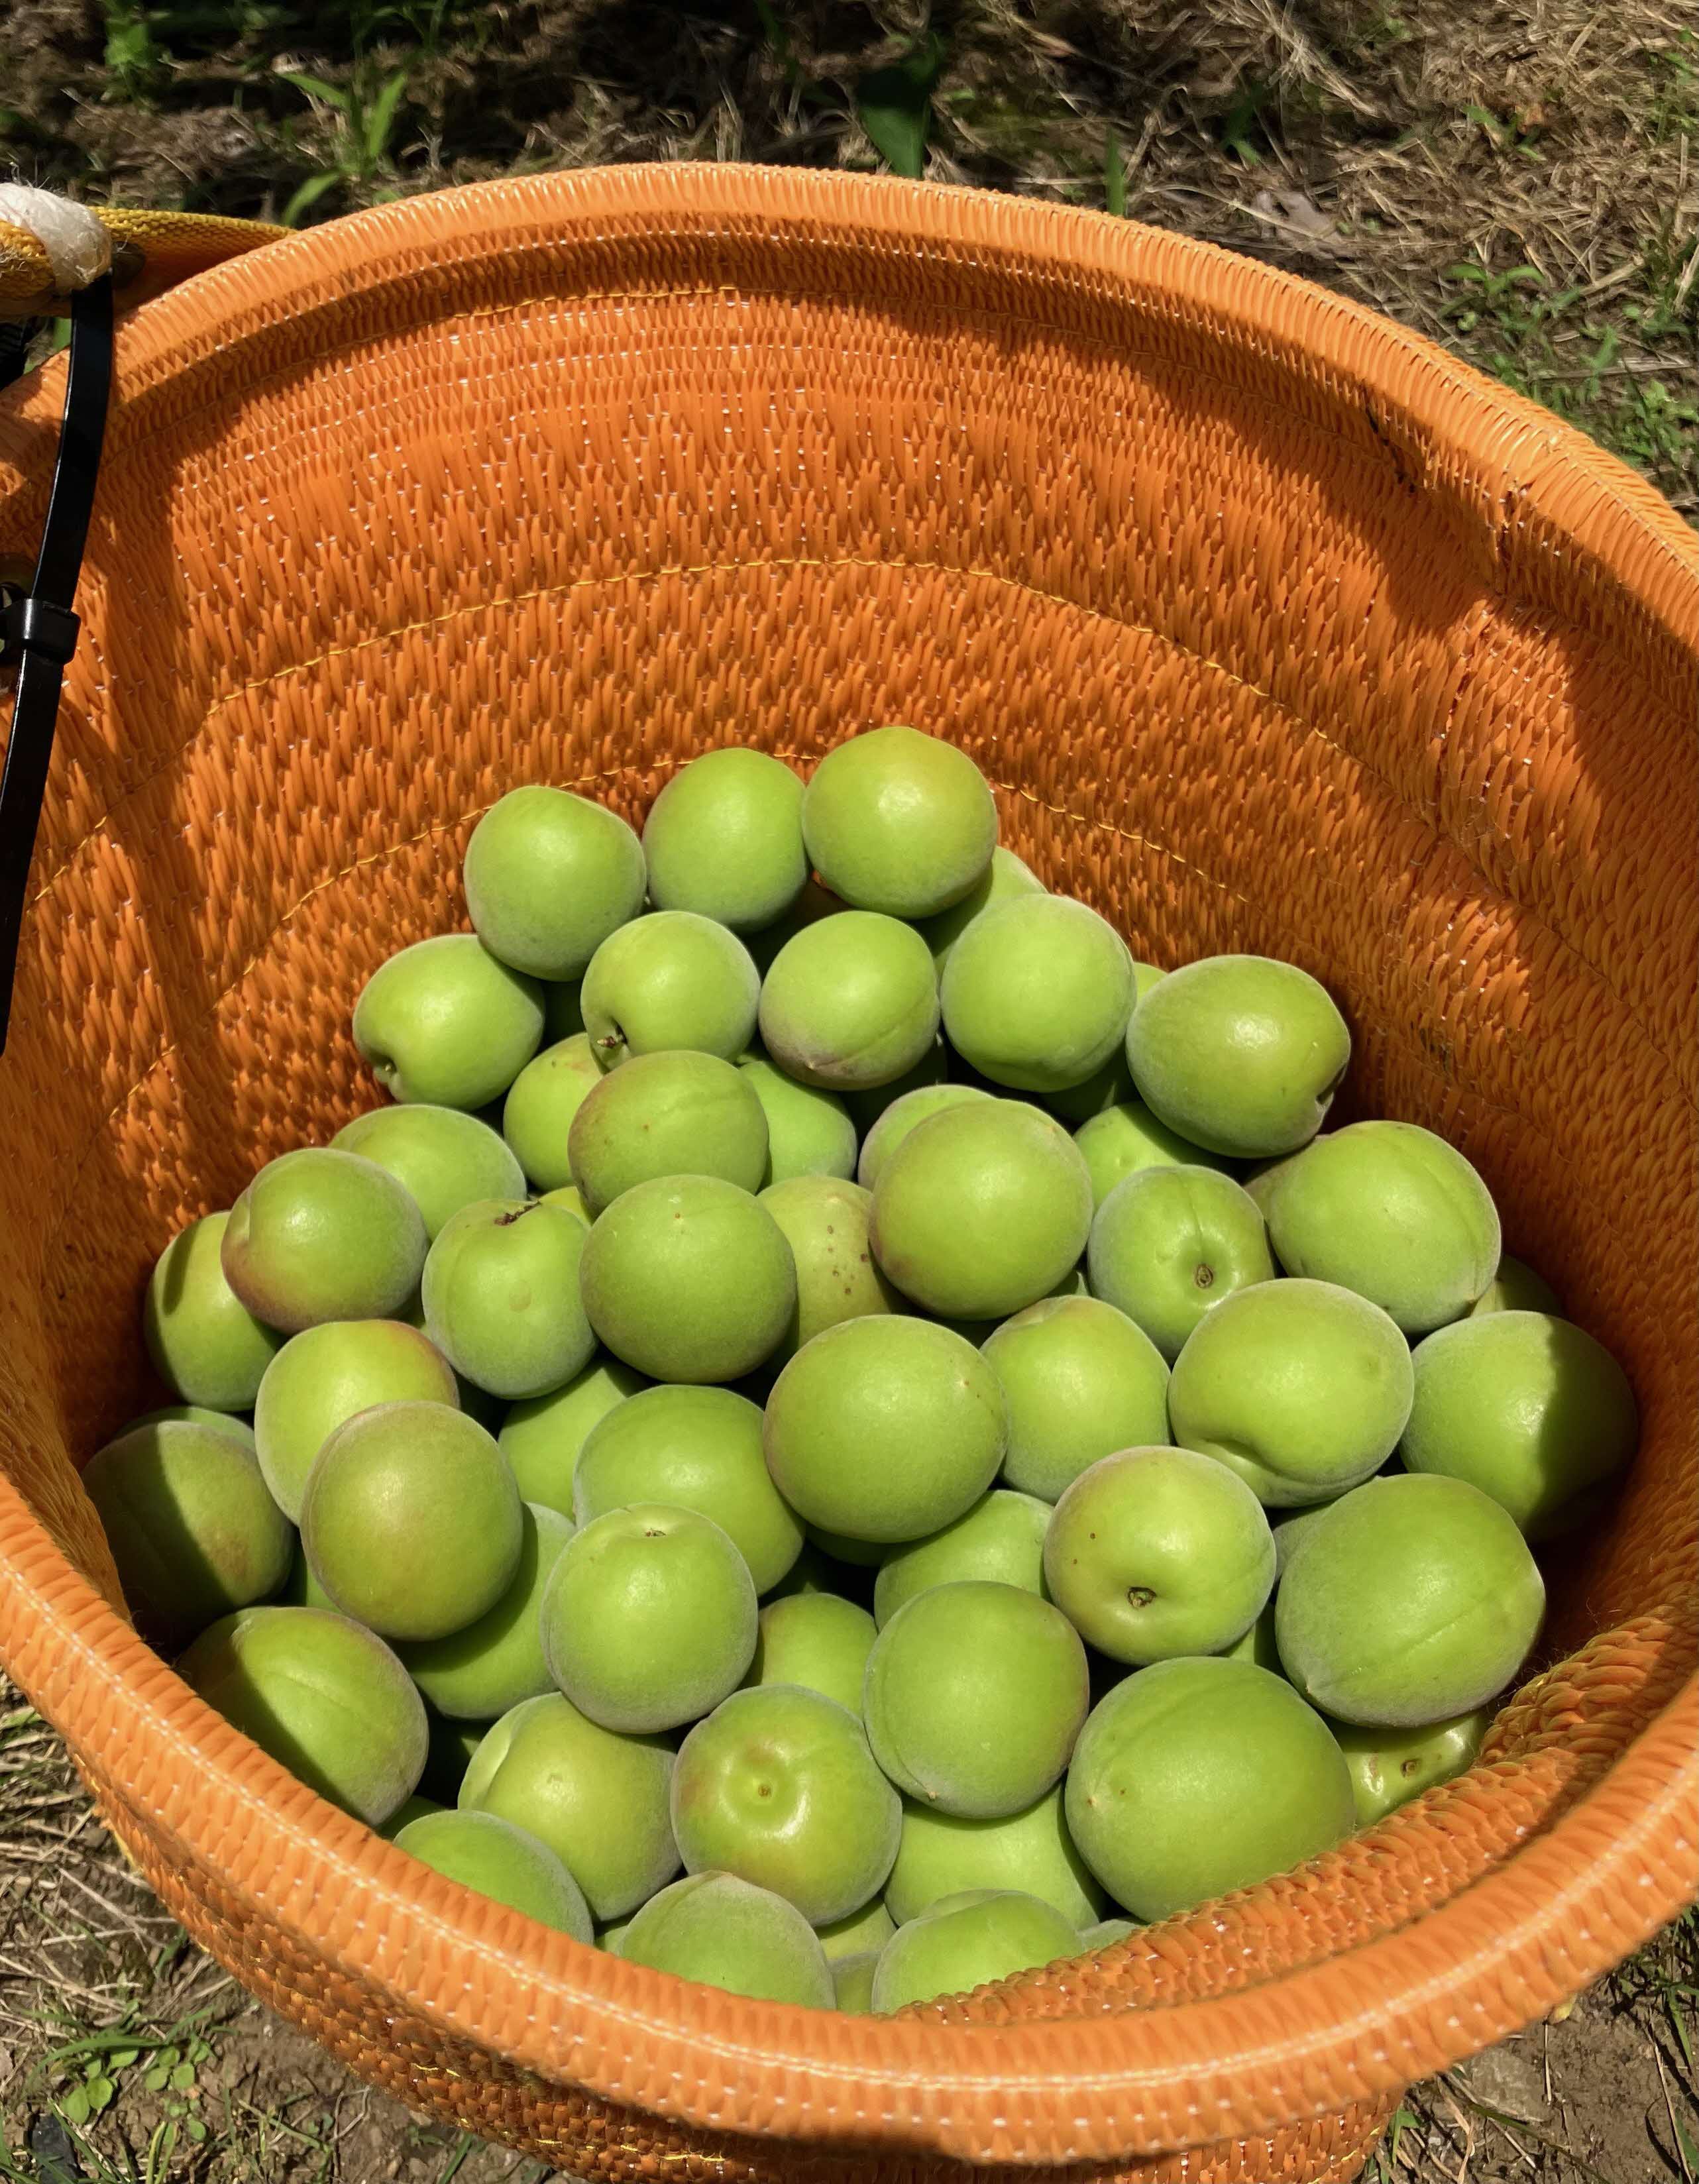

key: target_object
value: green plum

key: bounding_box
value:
[580,912,759,1070]
[1272,1500,1343,1578]
[832,1950,880,2013]
[757,1176,899,1364]
[883,1784,1105,1929]
[1073,1099,1233,1208]
[1276,1474,1545,1725]
[801,726,998,919]
[83,1420,293,1651]
[422,1712,490,1804]
[595,1916,634,1953]
[617,1871,833,2007]
[1265,1121,1502,1335]
[568,1049,769,1213]
[501,1034,606,1193]
[870,1100,1092,1321]
[1126,954,1350,1158]
[254,1318,459,1521]
[671,1684,900,1924]
[378,1794,444,1839]
[302,1400,522,1641]
[498,1356,647,1519]
[573,1385,802,1594]
[1065,1657,1355,1920]
[862,1582,1089,1818]
[642,748,807,932]
[543,979,584,1041]
[179,1606,427,1824]
[333,1105,526,1240]
[539,1182,591,1223]
[816,1897,896,1960]
[1042,1447,1274,1664]
[463,785,647,980]
[353,935,545,1109]
[144,1213,282,1409]
[126,1407,256,1447]
[1223,1598,1282,1670]
[1470,1254,1561,1317]
[1241,1152,1302,1219]
[1086,1167,1276,1362]
[393,1808,593,1938]
[422,1198,594,1399]
[746,877,846,976]
[1042,1049,1136,1126]
[803,1524,886,1568]
[401,1502,574,1718]
[1331,1709,1491,1826]
[1401,1311,1637,1537]
[855,1083,991,1191]
[758,912,940,1092]
[870,1889,1078,2013]
[981,1295,1170,1503]
[580,1177,795,1382]
[541,1504,757,1733]
[763,1316,1006,1543]
[1080,1918,1137,1951]
[842,1040,950,1136]
[280,1540,337,1610]
[743,1593,877,1714]
[1168,1279,1414,1505]
[873,1490,1050,1628]
[941,895,1134,1093]
[222,1149,427,1335]
[459,1692,678,1920]
[912,847,1045,972]
[738,1052,857,1185]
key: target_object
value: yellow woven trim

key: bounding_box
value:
[0,206,286,317]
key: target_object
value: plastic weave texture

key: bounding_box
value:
[0,166,1694,2183]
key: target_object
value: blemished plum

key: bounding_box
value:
[392,1808,593,1939]
[742,1592,876,1714]
[883,1784,1105,1929]
[573,1385,802,1595]
[758,912,940,1092]
[738,1052,857,1185]
[1470,1254,1561,1317]
[873,1490,1050,1629]
[1276,1474,1545,1726]
[501,1034,606,1193]
[568,1049,769,1213]
[981,1295,1170,1503]
[616,1871,833,2007]
[1042,1447,1275,1665]
[498,1356,648,1519]
[1168,1279,1414,1506]
[870,1100,1093,1322]
[580,912,759,1070]
[816,1897,896,1961]
[914,847,1044,971]
[254,1317,459,1521]
[541,1504,757,1733]
[401,1502,574,1719]
[869,1889,1079,2013]
[641,748,808,933]
[353,935,545,1110]
[83,1420,293,1651]
[144,1213,282,1410]
[178,1606,427,1825]
[463,785,647,981]
[1073,1098,1232,1208]
[1065,1657,1355,1920]
[856,1083,991,1191]
[302,1400,522,1641]
[459,1692,679,1921]
[1265,1120,1502,1335]
[1331,1709,1491,1826]
[757,1176,898,1364]
[333,1104,525,1239]
[580,1177,796,1382]
[671,1684,900,1925]
[222,1148,427,1335]
[941,895,1135,1093]
[763,1315,1007,1543]
[861,1582,1089,1819]
[832,1950,880,2012]
[1126,954,1350,1158]
[1401,1311,1637,1537]
[422,1197,594,1400]
[1086,1166,1276,1362]
[801,726,998,919]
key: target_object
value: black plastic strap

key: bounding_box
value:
[0,274,114,1054]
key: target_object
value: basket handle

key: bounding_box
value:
[0,194,285,1054]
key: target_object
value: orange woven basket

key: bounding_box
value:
[0,165,1695,2183]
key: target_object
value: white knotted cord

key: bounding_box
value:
[0,185,113,293]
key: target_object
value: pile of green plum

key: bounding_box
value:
[89,726,1639,2016]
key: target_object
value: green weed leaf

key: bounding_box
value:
[857,34,944,179]
[281,170,346,227]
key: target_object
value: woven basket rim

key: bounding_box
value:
[2,164,1696,2165]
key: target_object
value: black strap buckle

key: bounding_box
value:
[0,274,115,1054]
